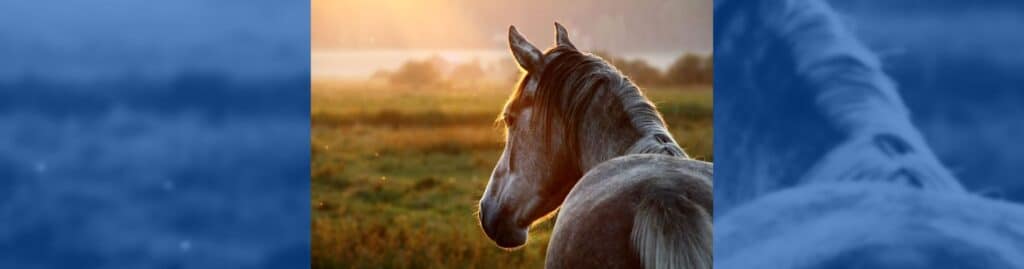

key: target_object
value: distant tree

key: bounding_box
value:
[701,54,714,83]
[667,53,707,85]
[449,59,485,84]
[593,51,664,86]
[389,59,441,86]
[619,59,664,86]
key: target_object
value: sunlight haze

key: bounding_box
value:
[313,0,711,78]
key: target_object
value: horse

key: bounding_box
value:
[476,23,713,269]
[714,0,1024,267]
[713,0,965,214]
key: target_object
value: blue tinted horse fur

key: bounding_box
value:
[714,0,964,214]
[712,1,1018,268]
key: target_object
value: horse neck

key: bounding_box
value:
[573,82,686,174]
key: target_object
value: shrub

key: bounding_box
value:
[593,51,665,86]
[449,59,485,82]
[667,53,713,85]
[389,59,442,86]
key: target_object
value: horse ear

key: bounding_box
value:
[509,25,543,72]
[554,22,576,49]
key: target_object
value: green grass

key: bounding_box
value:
[311,80,712,268]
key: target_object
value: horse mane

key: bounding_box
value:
[714,0,964,212]
[511,46,686,161]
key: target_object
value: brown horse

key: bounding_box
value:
[477,22,713,269]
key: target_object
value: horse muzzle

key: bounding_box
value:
[479,199,528,248]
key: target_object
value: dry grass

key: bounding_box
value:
[311,80,711,268]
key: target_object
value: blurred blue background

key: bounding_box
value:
[0,1,310,268]
[715,0,1024,267]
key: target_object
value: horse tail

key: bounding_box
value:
[631,179,712,269]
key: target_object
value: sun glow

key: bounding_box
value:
[312,0,485,50]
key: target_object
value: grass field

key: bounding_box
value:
[311,80,712,268]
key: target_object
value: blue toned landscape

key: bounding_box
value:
[715,0,1024,267]
[0,1,310,268]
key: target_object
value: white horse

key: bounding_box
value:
[477,23,713,269]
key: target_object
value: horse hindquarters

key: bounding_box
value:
[546,155,713,269]
[545,188,643,269]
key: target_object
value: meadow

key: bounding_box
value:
[311,79,712,268]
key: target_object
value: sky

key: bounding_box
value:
[312,0,712,53]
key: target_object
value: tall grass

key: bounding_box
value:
[311,80,711,268]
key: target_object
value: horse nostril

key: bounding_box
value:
[477,200,527,248]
